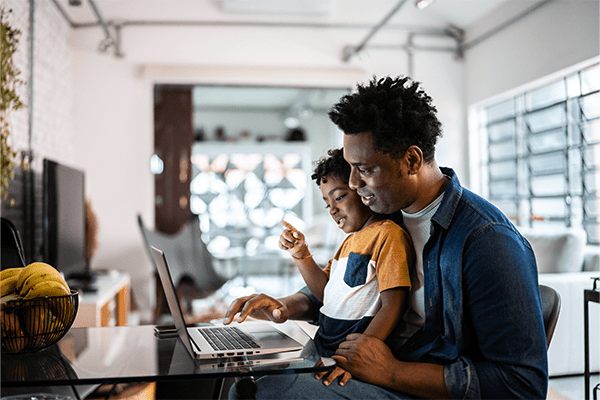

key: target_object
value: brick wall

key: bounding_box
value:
[2,0,74,262]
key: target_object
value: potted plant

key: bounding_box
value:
[1,7,25,204]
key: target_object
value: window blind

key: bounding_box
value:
[482,62,600,244]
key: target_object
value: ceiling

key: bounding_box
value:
[56,0,513,31]
[54,0,530,112]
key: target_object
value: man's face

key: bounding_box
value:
[343,131,416,214]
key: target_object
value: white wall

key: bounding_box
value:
[67,8,466,319]
[70,54,154,316]
[2,0,75,264]
[68,0,600,320]
[3,0,75,165]
[6,0,597,321]
[465,0,600,105]
[464,0,599,198]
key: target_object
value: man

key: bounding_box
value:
[225,76,548,399]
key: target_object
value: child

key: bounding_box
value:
[279,148,414,385]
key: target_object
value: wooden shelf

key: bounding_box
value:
[73,271,130,328]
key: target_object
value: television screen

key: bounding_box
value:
[43,159,88,282]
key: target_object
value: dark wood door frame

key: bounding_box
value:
[153,85,193,235]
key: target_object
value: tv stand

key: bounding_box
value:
[72,270,130,327]
[66,271,98,292]
[68,270,97,282]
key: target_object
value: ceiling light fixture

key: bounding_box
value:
[415,0,435,10]
[284,116,300,129]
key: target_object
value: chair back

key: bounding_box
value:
[137,215,228,296]
[540,284,561,348]
[1,217,27,270]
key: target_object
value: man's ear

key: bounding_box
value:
[404,146,423,175]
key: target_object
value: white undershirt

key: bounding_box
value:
[397,192,444,342]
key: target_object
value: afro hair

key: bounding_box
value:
[311,148,350,186]
[328,76,442,162]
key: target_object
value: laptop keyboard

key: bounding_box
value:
[200,326,261,351]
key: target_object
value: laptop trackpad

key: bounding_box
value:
[253,330,286,341]
[252,329,300,350]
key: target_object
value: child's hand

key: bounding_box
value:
[315,365,352,386]
[280,221,311,260]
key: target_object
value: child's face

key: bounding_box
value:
[320,175,375,234]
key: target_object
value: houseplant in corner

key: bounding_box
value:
[1,7,25,204]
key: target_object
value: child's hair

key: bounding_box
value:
[311,148,350,186]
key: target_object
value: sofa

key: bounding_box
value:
[518,226,600,376]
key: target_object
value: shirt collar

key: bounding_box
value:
[431,167,462,231]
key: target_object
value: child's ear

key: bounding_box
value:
[404,146,423,175]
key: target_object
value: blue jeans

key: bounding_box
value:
[229,374,416,400]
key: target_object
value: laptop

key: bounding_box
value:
[151,246,304,360]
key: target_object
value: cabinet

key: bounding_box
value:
[72,271,130,328]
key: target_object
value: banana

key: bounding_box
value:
[20,272,70,297]
[3,337,26,353]
[1,311,26,353]
[1,263,74,354]
[1,275,19,297]
[25,305,63,336]
[16,262,62,292]
[0,267,24,281]
[22,280,69,300]
[2,310,18,335]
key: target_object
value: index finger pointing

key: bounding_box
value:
[281,220,297,233]
[224,296,251,323]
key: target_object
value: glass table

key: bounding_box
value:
[1,322,334,398]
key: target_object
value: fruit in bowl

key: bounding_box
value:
[1,263,78,354]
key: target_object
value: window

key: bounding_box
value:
[189,143,313,255]
[473,59,600,244]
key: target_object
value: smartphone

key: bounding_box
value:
[154,324,178,338]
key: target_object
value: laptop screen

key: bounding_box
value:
[151,246,198,357]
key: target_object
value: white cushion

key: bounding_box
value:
[518,227,587,274]
[584,245,600,271]
[538,272,600,375]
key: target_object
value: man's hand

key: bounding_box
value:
[224,293,289,324]
[331,333,397,388]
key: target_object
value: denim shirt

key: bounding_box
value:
[300,168,548,399]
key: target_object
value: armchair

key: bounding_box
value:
[138,214,228,323]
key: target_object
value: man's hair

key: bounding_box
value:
[328,76,442,162]
[311,148,350,186]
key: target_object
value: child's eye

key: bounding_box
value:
[335,195,345,202]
